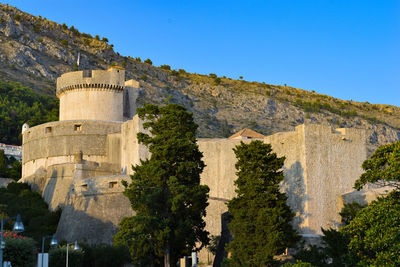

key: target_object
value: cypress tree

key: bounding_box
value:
[114,103,210,266]
[227,140,299,266]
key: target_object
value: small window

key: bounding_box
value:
[45,127,52,133]
[109,181,118,188]
[81,184,88,191]
[74,124,82,131]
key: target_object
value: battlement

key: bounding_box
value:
[56,67,125,97]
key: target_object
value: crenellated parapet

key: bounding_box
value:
[56,67,125,96]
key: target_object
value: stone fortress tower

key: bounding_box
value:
[20,68,369,264]
[57,67,139,121]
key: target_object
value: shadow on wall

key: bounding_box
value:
[281,161,313,234]
[21,166,47,192]
[55,202,117,245]
[213,212,230,267]
[43,167,65,206]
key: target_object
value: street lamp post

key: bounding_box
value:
[65,241,79,267]
[41,234,57,267]
[0,214,24,267]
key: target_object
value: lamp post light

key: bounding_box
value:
[0,214,24,267]
[41,234,57,267]
[65,241,79,267]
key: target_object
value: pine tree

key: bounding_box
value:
[227,140,299,266]
[114,103,210,266]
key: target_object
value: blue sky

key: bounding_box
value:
[4,0,400,106]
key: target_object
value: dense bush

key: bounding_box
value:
[0,80,58,145]
[80,243,130,267]
[144,58,152,65]
[0,182,61,243]
[49,247,84,267]
[160,64,171,70]
[3,237,37,267]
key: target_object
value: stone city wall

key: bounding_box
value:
[55,175,135,244]
[302,125,366,234]
[21,120,122,185]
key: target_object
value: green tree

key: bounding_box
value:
[342,191,400,265]
[0,182,61,243]
[49,246,84,267]
[3,237,37,267]
[226,140,299,266]
[114,103,210,266]
[339,202,366,226]
[0,150,8,177]
[354,140,400,190]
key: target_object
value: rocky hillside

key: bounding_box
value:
[0,3,399,154]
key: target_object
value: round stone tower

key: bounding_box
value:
[56,67,125,121]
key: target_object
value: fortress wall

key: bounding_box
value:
[42,163,75,210]
[303,125,366,234]
[106,133,121,167]
[197,139,243,240]
[56,175,135,244]
[59,90,123,121]
[22,121,121,163]
[264,126,308,233]
[121,115,150,175]
[21,121,122,191]
[123,80,140,121]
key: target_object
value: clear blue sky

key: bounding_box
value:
[4,0,400,106]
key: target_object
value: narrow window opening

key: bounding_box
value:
[74,124,82,131]
[45,127,52,133]
[109,181,118,188]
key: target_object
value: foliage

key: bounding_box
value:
[160,64,171,70]
[0,150,21,180]
[214,77,221,85]
[207,235,220,255]
[0,182,61,243]
[3,237,37,267]
[49,246,84,267]
[339,202,366,226]
[79,243,130,267]
[341,191,400,266]
[354,140,400,190]
[144,58,153,65]
[226,140,299,266]
[114,103,210,266]
[0,80,58,144]
[283,260,314,267]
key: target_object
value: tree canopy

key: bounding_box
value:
[0,182,61,243]
[342,191,400,265]
[114,103,210,266]
[0,80,58,145]
[354,140,400,190]
[226,140,299,266]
